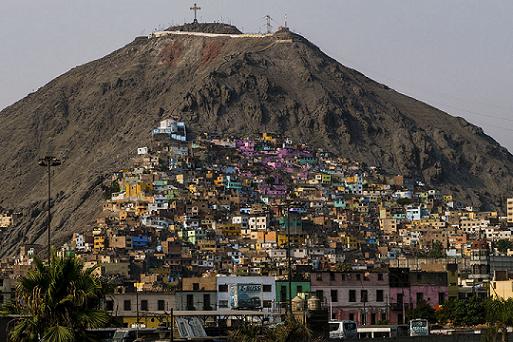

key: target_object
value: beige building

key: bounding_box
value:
[507,198,513,224]
[0,213,13,228]
[379,207,397,235]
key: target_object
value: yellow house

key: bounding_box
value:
[216,224,242,238]
[214,175,224,187]
[443,195,453,202]
[491,279,513,300]
[94,235,105,251]
[262,132,276,143]
[119,210,128,221]
[125,181,153,199]
[188,184,198,194]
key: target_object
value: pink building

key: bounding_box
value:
[311,271,389,325]
[388,268,448,324]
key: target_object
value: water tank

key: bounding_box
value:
[292,295,305,312]
[307,295,321,311]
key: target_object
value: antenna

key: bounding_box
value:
[264,15,273,34]
[284,14,288,29]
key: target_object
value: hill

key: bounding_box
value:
[0,25,512,256]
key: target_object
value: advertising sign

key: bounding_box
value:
[229,283,262,310]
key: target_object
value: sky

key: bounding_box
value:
[1,0,513,151]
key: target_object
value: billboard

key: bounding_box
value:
[229,283,262,310]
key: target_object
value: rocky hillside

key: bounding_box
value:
[0,25,512,256]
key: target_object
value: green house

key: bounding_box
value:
[276,280,311,307]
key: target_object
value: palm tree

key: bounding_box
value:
[6,253,110,342]
[485,298,513,342]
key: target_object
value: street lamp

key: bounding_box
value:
[286,207,292,315]
[38,155,61,261]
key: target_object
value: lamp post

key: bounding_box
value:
[287,208,293,316]
[38,155,61,261]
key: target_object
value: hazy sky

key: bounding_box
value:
[1,0,513,151]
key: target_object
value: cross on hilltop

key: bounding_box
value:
[190,3,201,23]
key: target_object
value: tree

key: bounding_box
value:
[436,296,486,326]
[485,298,513,342]
[408,300,436,323]
[6,253,109,341]
[429,241,445,258]
[496,240,513,254]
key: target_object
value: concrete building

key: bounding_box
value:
[311,271,389,325]
[176,276,217,311]
[105,289,175,328]
[0,278,15,307]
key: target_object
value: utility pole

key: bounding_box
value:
[170,308,174,342]
[38,155,61,262]
[134,282,144,339]
[190,3,201,23]
[136,288,140,339]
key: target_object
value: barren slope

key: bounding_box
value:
[0,27,512,256]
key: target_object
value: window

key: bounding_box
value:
[416,292,424,303]
[219,300,228,308]
[356,274,361,281]
[349,290,356,302]
[371,313,376,325]
[349,313,355,321]
[376,289,384,302]
[378,273,384,281]
[193,283,200,291]
[361,290,368,302]
[158,300,165,311]
[331,290,338,302]
[397,293,404,305]
[186,294,194,310]
[141,300,148,311]
[218,284,228,292]
[263,300,272,308]
[105,300,114,311]
[203,294,211,310]
[263,285,272,292]
[438,292,446,305]
[316,273,323,281]
[330,273,336,281]
[123,300,131,311]
[316,290,324,300]
[280,286,287,301]
[341,274,346,281]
